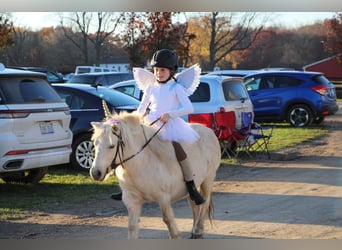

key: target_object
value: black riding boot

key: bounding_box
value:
[186,180,205,205]
[110,191,122,200]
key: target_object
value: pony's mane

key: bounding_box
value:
[111,111,172,159]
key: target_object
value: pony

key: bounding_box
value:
[90,110,221,239]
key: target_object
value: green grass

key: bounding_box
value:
[0,166,120,220]
[265,123,328,151]
[0,122,330,220]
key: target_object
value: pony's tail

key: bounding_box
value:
[207,194,214,226]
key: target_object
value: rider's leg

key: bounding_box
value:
[172,141,205,205]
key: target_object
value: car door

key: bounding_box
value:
[245,75,282,121]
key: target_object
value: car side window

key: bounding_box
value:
[56,89,85,109]
[259,76,275,89]
[273,76,301,88]
[245,78,259,91]
[115,85,135,97]
[189,82,210,102]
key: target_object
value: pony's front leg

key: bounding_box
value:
[125,198,143,239]
[159,202,182,239]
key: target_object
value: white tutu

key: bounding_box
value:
[144,115,199,143]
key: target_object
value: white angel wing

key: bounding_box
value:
[132,67,156,92]
[175,64,201,96]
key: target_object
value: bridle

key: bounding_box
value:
[109,118,165,170]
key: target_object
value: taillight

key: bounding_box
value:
[6,150,29,155]
[0,110,30,119]
[63,107,70,115]
[311,86,328,96]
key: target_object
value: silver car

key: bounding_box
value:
[110,75,253,128]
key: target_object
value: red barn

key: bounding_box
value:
[303,55,342,82]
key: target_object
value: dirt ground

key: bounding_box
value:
[1,106,342,239]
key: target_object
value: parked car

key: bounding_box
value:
[110,79,143,100]
[244,70,339,127]
[7,66,65,83]
[0,64,72,184]
[52,83,140,171]
[110,75,254,128]
[67,72,133,87]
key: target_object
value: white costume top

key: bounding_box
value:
[134,64,201,143]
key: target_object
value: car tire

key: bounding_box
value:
[71,133,94,171]
[287,104,313,127]
[1,167,48,184]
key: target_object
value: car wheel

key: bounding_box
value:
[287,104,313,127]
[312,116,325,124]
[1,167,48,184]
[71,133,94,171]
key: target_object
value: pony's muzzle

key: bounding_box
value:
[90,167,104,181]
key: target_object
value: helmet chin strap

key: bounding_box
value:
[157,76,171,83]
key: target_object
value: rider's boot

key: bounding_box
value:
[172,141,205,205]
[179,158,206,205]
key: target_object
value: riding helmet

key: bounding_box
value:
[150,49,178,71]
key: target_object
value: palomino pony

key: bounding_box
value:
[90,110,221,239]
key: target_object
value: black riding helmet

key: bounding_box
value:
[150,49,178,72]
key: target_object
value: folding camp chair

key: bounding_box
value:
[232,111,254,158]
[213,110,236,158]
[247,122,274,159]
[188,113,214,129]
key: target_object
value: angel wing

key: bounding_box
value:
[175,64,201,96]
[132,67,156,92]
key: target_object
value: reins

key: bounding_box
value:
[110,118,165,170]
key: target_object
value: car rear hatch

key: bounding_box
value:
[311,74,339,114]
[221,78,254,127]
[2,103,71,144]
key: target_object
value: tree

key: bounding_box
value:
[323,13,342,65]
[197,12,265,71]
[0,15,14,51]
[60,12,123,65]
[121,12,195,68]
[238,24,332,70]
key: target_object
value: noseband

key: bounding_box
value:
[109,119,165,170]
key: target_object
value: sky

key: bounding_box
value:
[10,12,338,31]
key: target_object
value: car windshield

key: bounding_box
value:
[89,87,140,107]
[0,76,62,104]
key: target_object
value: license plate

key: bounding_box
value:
[39,122,54,134]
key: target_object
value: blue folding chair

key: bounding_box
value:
[232,111,254,158]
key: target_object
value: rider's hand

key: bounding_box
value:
[160,113,171,123]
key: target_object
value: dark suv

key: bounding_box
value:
[67,72,133,87]
[244,71,339,127]
[7,66,64,83]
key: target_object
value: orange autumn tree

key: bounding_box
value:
[323,13,342,65]
[0,15,14,51]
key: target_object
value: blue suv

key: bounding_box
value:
[244,71,339,127]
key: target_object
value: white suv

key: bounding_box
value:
[111,74,253,128]
[0,64,72,184]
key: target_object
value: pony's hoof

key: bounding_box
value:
[190,233,204,239]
